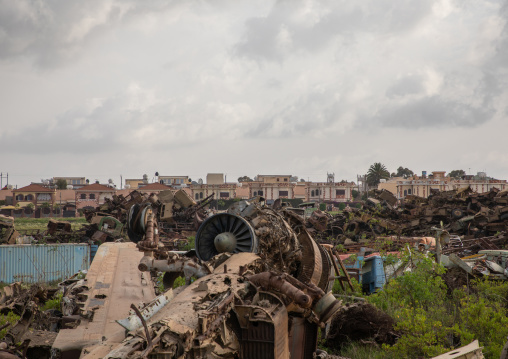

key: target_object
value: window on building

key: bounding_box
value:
[284,178,288,182]
[25,194,33,201]
[277,178,280,182]
[80,193,87,199]
[279,190,289,197]
[220,192,229,198]
[200,192,203,199]
[195,193,199,200]
[253,191,257,196]
[336,189,346,197]
[404,190,407,196]
[15,194,23,201]
[258,190,263,196]
[408,189,412,195]
[311,190,315,197]
[89,194,95,199]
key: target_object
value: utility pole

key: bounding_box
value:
[0,172,8,189]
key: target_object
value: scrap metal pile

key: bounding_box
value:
[305,188,508,253]
[45,197,343,359]
[0,189,213,248]
[94,189,214,249]
[3,187,507,358]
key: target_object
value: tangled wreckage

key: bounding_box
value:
[55,192,342,358]
[1,190,343,359]
[2,187,508,358]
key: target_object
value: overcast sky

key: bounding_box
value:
[1,0,507,187]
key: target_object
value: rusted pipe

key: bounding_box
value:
[245,272,312,308]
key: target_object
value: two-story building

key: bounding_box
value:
[247,175,294,202]
[12,184,56,207]
[450,172,507,193]
[190,173,236,201]
[75,183,116,209]
[390,171,507,199]
[306,181,356,202]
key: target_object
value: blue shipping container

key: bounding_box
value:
[361,256,386,293]
[0,244,90,283]
[343,255,386,294]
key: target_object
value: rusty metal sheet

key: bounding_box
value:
[52,243,155,358]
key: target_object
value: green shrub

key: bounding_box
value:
[182,236,195,251]
[173,276,186,288]
[384,307,449,358]
[42,292,62,311]
[453,296,508,358]
[0,312,20,339]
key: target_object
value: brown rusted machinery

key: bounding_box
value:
[107,199,342,359]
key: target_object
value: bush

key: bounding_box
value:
[0,311,20,339]
[365,248,508,358]
[182,236,195,251]
[453,296,508,358]
[42,292,63,311]
[384,307,449,358]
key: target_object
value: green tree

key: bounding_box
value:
[366,162,390,186]
[55,179,67,189]
[352,190,360,199]
[448,170,466,179]
[394,166,414,179]
[237,176,253,182]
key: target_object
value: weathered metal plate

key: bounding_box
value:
[0,244,89,283]
[52,243,155,358]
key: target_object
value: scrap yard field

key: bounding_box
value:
[1,188,508,359]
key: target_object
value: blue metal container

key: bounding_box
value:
[343,255,386,294]
[90,244,99,263]
[361,256,386,293]
[0,244,90,283]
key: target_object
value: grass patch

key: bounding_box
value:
[14,218,87,231]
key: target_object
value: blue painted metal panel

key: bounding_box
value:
[343,255,386,294]
[90,244,99,263]
[362,256,386,293]
[0,244,90,283]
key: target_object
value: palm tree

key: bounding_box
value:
[366,162,390,186]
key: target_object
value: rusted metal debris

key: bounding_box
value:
[0,283,64,358]
[44,196,343,358]
[0,215,18,245]
[305,188,508,256]
[3,186,506,358]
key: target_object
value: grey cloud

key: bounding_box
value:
[248,89,346,137]
[0,86,255,155]
[386,75,425,98]
[235,0,435,62]
[0,0,182,68]
[372,96,494,129]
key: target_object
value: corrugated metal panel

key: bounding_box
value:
[0,244,90,283]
